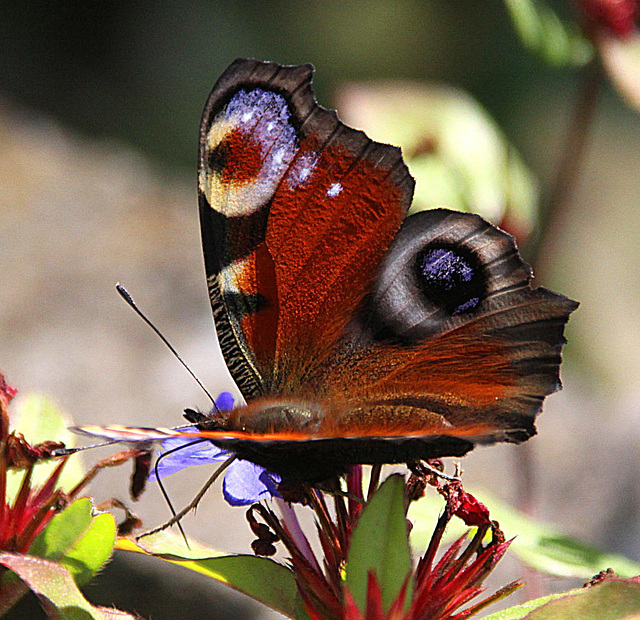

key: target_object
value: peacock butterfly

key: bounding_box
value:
[79,58,577,484]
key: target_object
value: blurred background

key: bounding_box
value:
[1,1,639,618]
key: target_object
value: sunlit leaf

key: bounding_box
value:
[484,578,640,619]
[7,395,85,498]
[0,553,134,619]
[336,81,538,240]
[29,497,116,586]
[344,474,412,614]
[503,0,593,66]
[409,490,640,579]
[118,532,298,618]
[481,589,578,619]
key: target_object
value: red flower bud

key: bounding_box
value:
[580,0,639,39]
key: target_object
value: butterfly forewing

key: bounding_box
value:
[198,58,414,400]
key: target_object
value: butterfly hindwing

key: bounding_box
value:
[312,208,578,440]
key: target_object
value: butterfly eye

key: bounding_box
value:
[415,245,485,316]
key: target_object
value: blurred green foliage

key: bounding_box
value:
[0,0,577,169]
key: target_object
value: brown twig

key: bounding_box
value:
[516,58,601,602]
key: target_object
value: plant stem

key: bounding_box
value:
[517,58,601,602]
[518,57,601,515]
[529,59,602,265]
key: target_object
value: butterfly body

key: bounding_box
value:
[185,396,475,482]
[78,59,577,485]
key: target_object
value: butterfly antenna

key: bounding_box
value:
[51,440,122,457]
[138,455,236,540]
[116,283,219,412]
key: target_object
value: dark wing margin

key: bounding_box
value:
[316,209,578,444]
[198,59,315,399]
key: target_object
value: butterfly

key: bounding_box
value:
[79,58,577,484]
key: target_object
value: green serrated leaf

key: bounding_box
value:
[119,533,298,618]
[59,512,115,586]
[486,579,640,619]
[29,498,116,586]
[344,474,412,614]
[30,498,93,559]
[409,489,640,580]
[0,553,135,619]
[503,0,593,67]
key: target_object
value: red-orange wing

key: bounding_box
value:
[198,60,576,457]
[198,59,413,399]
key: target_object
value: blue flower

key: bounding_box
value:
[150,391,280,506]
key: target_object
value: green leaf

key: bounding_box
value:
[7,395,85,499]
[118,533,298,618]
[0,553,135,619]
[408,490,640,579]
[480,589,581,619]
[503,0,593,67]
[484,579,640,619]
[344,474,412,614]
[29,498,116,586]
[336,81,539,237]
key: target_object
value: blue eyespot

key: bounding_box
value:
[416,246,484,315]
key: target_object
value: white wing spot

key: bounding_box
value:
[272,148,285,166]
[327,182,342,197]
[286,153,318,189]
[203,88,298,216]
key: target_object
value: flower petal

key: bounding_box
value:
[150,392,236,481]
[223,460,281,506]
[149,434,230,481]
[214,391,235,411]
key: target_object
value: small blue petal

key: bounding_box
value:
[149,392,236,481]
[223,459,281,506]
[215,391,235,411]
[149,432,230,481]
[149,392,280,506]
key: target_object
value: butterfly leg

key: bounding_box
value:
[137,455,236,541]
